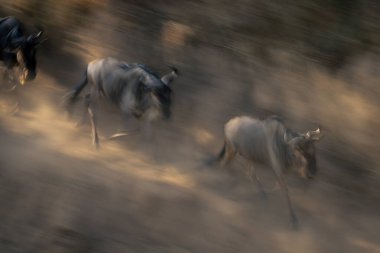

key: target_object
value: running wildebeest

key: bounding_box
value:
[0,16,45,85]
[213,115,323,227]
[63,57,179,148]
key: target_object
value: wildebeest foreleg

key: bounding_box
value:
[268,146,298,227]
[248,164,267,199]
[142,120,158,157]
[276,174,298,227]
[86,95,99,148]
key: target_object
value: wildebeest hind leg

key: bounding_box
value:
[86,95,99,149]
[76,93,90,127]
[220,142,235,168]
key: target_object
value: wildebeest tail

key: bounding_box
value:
[216,143,226,161]
[204,142,226,166]
[63,68,88,105]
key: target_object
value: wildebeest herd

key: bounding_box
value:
[0,16,323,228]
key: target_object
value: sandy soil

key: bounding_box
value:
[0,71,379,253]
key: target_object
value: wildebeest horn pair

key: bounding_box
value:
[285,127,323,146]
[305,127,323,141]
[6,30,45,52]
[34,30,43,39]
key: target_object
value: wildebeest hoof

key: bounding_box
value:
[109,131,130,140]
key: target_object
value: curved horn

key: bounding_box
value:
[161,66,179,85]
[34,31,43,39]
[33,30,47,45]
[168,65,179,75]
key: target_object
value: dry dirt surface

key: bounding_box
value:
[0,73,379,253]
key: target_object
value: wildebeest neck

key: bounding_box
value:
[269,120,299,169]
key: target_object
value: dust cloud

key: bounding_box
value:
[0,1,380,252]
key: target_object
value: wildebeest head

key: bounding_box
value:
[152,83,172,120]
[285,128,323,179]
[157,67,178,119]
[135,66,178,120]
[8,30,45,82]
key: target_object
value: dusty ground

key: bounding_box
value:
[0,2,379,251]
[0,71,379,253]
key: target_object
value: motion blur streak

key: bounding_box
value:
[0,0,379,252]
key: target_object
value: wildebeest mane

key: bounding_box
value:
[265,116,299,168]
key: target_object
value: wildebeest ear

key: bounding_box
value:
[160,66,179,86]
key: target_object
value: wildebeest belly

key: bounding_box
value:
[102,81,127,103]
[100,68,132,103]
[232,124,271,165]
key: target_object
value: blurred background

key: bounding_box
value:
[0,0,379,252]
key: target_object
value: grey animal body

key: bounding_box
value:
[64,57,178,148]
[216,115,322,227]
